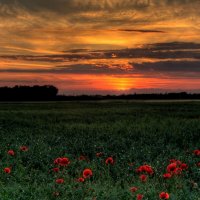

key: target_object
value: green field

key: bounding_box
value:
[0,101,199,200]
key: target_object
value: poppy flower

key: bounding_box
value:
[54,157,70,166]
[56,178,64,184]
[136,165,154,175]
[60,157,70,166]
[180,163,188,170]
[83,168,93,179]
[193,149,200,156]
[140,174,147,182]
[96,152,104,157]
[173,167,182,175]
[105,157,114,165]
[4,167,11,174]
[130,186,138,193]
[53,168,60,173]
[197,162,200,167]
[8,150,15,156]
[137,194,143,200]
[167,162,177,173]
[77,177,85,182]
[163,173,172,179]
[54,157,62,165]
[78,155,87,161]
[159,192,170,199]
[20,146,28,152]
[169,159,177,163]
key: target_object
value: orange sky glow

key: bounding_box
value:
[0,0,200,94]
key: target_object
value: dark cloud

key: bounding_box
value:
[117,29,165,33]
[0,64,130,74]
[1,42,200,61]
[1,60,200,79]
[132,61,200,72]
[1,0,200,16]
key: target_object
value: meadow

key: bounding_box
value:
[0,101,199,200]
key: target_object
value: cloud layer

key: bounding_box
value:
[1,1,200,94]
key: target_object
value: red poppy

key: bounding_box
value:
[173,167,182,175]
[159,192,170,199]
[140,174,147,182]
[83,168,93,179]
[53,168,60,173]
[163,173,172,179]
[56,178,64,184]
[130,186,138,193]
[20,146,28,152]
[105,157,114,165]
[54,157,62,165]
[4,167,11,174]
[60,157,70,166]
[8,150,15,156]
[77,177,85,182]
[193,149,200,156]
[169,159,177,163]
[167,162,177,173]
[180,163,188,170]
[197,162,200,167]
[137,194,144,200]
[136,165,154,175]
[78,155,87,161]
[54,157,70,167]
[96,152,104,157]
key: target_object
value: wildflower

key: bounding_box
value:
[20,146,28,152]
[169,159,177,163]
[130,186,138,193]
[8,150,15,156]
[105,157,114,165]
[180,163,188,170]
[59,157,70,166]
[167,162,177,173]
[163,173,172,179]
[137,194,143,200]
[197,162,200,167]
[53,168,60,173]
[54,157,70,167]
[159,192,170,199]
[83,168,93,179]
[77,177,85,182]
[193,149,200,156]
[56,178,64,184]
[96,152,103,157]
[54,157,62,165]
[4,167,11,174]
[136,165,154,175]
[140,174,147,182]
[173,167,182,175]
[78,155,87,161]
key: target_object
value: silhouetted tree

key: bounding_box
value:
[0,85,58,101]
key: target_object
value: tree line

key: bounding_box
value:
[1,85,200,101]
[0,85,58,101]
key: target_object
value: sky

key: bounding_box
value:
[0,0,200,94]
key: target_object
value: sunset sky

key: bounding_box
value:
[0,0,200,94]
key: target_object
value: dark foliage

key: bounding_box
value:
[1,85,200,101]
[0,85,58,101]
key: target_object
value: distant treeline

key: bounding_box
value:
[0,85,58,101]
[1,85,200,101]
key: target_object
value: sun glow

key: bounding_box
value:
[108,77,134,91]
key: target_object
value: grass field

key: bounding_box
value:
[0,101,199,200]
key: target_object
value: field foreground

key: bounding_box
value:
[0,101,199,200]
